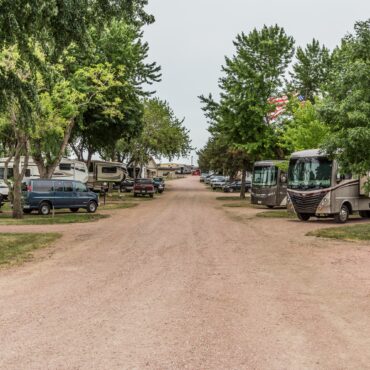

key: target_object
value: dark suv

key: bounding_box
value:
[22,179,99,215]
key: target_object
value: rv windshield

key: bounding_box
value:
[288,157,332,190]
[253,166,278,187]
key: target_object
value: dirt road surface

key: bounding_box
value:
[1,176,370,369]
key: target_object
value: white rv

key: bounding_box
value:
[88,160,127,191]
[0,157,89,189]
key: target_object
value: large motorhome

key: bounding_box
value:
[287,149,370,223]
[88,160,127,191]
[0,157,88,186]
[251,160,287,208]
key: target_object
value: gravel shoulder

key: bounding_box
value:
[0,177,370,369]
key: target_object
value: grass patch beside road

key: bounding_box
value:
[100,202,138,210]
[0,233,61,265]
[307,223,370,241]
[0,213,108,225]
[256,210,294,218]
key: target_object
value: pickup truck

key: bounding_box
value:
[133,179,155,198]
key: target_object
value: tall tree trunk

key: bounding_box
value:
[240,159,247,199]
[12,140,29,219]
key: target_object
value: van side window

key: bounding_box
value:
[64,181,74,192]
[54,181,64,192]
[33,181,53,192]
[75,183,88,192]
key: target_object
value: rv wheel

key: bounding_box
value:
[39,202,51,216]
[297,213,310,221]
[334,204,349,224]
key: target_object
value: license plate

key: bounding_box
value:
[141,190,146,193]
[258,201,262,204]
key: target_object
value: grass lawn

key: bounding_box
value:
[256,210,295,218]
[0,233,61,265]
[307,223,370,241]
[100,202,138,210]
[0,212,108,225]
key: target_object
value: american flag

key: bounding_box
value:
[267,95,289,122]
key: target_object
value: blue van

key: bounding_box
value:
[22,179,99,215]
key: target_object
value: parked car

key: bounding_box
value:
[211,177,229,190]
[22,179,99,215]
[133,178,155,198]
[152,177,165,193]
[223,180,251,193]
[200,173,209,182]
[205,174,219,184]
[120,179,135,192]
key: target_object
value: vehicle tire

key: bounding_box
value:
[334,204,350,224]
[297,213,310,221]
[39,202,51,216]
[23,209,32,214]
[87,201,97,213]
[359,211,370,218]
[70,208,79,213]
[267,205,274,209]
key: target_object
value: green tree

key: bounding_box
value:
[201,25,294,197]
[116,98,192,176]
[280,99,329,152]
[290,39,332,102]
[68,20,161,166]
[319,19,370,178]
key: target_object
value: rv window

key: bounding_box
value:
[102,167,117,174]
[33,181,53,192]
[54,181,64,192]
[75,182,88,192]
[0,168,14,179]
[25,169,31,177]
[89,163,94,173]
[76,167,86,173]
[59,163,72,171]
[64,181,74,192]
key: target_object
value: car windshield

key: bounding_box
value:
[288,157,332,190]
[253,166,278,186]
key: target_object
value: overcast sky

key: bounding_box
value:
[143,0,370,165]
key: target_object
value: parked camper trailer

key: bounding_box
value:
[88,161,127,191]
[287,149,370,223]
[251,160,287,208]
[0,157,88,185]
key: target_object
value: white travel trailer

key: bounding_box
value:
[0,157,89,187]
[287,149,370,223]
[88,160,127,191]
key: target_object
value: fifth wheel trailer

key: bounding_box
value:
[287,149,370,223]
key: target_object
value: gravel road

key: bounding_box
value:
[1,176,370,369]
